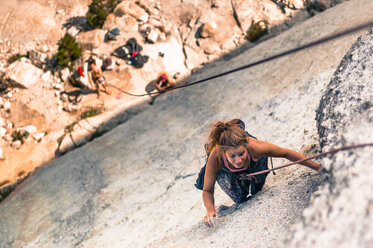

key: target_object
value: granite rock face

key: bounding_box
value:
[283,28,373,248]
[0,0,373,247]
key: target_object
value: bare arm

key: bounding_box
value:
[165,72,174,86]
[202,147,221,227]
[247,139,322,172]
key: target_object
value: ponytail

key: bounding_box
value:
[206,119,248,156]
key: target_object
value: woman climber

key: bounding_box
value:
[199,119,321,227]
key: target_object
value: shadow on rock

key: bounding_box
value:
[63,16,93,32]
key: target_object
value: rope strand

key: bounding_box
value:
[108,20,373,97]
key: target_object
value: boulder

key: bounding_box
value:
[67,26,80,37]
[230,0,290,32]
[200,22,217,38]
[72,63,91,89]
[148,16,163,28]
[5,60,43,88]
[0,127,6,137]
[8,85,57,131]
[0,61,5,74]
[3,133,12,142]
[114,1,149,22]
[40,44,49,53]
[306,0,333,12]
[102,13,117,30]
[231,0,257,31]
[11,140,22,149]
[147,29,159,43]
[317,0,332,9]
[17,125,37,135]
[3,101,11,111]
[32,132,46,142]
[62,102,80,113]
[60,68,70,82]
[159,32,166,41]
[41,71,53,83]
[6,122,13,130]
[76,29,106,50]
[28,50,47,68]
[139,23,152,37]
[0,117,5,127]
[199,39,220,54]
[183,45,203,70]
[53,83,63,90]
[103,14,139,34]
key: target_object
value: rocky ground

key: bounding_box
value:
[0,0,342,200]
[1,0,372,247]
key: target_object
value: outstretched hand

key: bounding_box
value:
[204,210,219,228]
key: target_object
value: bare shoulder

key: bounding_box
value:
[247,138,289,158]
[246,138,272,158]
[206,146,222,171]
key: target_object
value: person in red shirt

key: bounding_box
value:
[155,72,174,91]
[145,72,174,104]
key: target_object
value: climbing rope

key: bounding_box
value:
[245,142,373,177]
[108,20,373,97]
[108,22,373,174]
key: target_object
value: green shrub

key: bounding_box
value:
[65,122,77,133]
[56,34,82,68]
[17,171,25,177]
[245,20,269,42]
[81,106,103,119]
[86,0,122,29]
[12,130,28,144]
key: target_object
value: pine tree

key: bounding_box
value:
[86,0,122,29]
[56,34,82,68]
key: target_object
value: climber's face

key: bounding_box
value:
[225,145,248,169]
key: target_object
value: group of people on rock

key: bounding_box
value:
[70,37,174,100]
[75,55,174,102]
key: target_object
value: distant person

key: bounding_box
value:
[155,72,174,91]
[88,58,111,98]
[197,119,322,228]
[145,72,174,105]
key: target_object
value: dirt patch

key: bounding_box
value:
[7,101,47,131]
